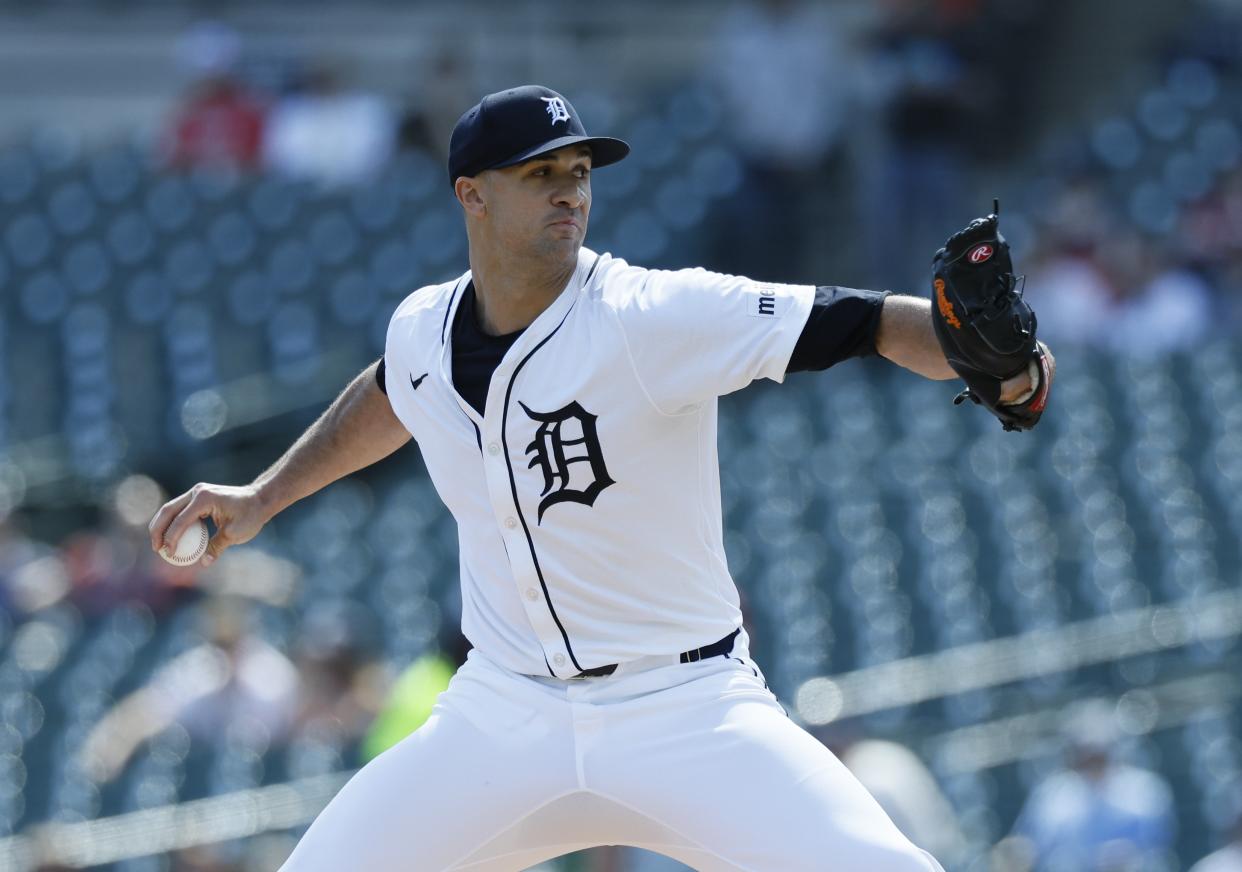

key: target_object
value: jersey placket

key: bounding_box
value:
[474,271,586,679]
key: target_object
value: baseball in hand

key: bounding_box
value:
[160,518,209,566]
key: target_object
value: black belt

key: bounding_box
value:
[573,629,741,679]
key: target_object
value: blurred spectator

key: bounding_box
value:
[164,23,265,170]
[170,835,292,872]
[1008,699,1176,872]
[0,513,64,617]
[706,0,855,282]
[165,76,266,170]
[79,595,300,783]
[1178,168,1242,331]
[862,0,979,291]
[1178,169,1242,265]
[292,599,387,753]
[263,62,394,188]
[1025,179,1218,353]
[66,475,196,617]
[1023,245,1117,348]
[172,844,241,872]
[1023,181,1120,347]
[817,725,968,868]
[360,629,469,760]
[1189,789,1242,872]
[840,737,968,867]
[1111,249,1215,355]
[395,49,477,161]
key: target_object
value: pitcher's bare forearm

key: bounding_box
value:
[875,295,957,381]
[254,360,411,517]
[875,294,1049,402]
[149,361,410,562]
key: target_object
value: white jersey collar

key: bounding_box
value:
[438,247,601,422]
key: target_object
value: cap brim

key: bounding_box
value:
[492,135,630,171]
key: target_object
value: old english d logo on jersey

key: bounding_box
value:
[520,400,614,522]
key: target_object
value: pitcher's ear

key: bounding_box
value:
[456,175,487,216]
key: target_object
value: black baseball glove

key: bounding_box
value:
[930,200,1051,432]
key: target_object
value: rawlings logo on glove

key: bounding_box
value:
[934,279,961,329]
[968,244,994,264]
[929,200,1051,432]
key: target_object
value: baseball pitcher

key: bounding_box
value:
[150,85,1053,871]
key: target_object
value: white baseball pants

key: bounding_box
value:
[279,633,944,871]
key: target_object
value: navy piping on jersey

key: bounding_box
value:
[441,279,463,345]
[501,300,584,672]
[498,255,600,675]
[580,255,602,291]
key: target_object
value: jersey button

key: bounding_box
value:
[553,653,566,667]
[487,442,501,456]
[525,588,539,601]
[504,517,518,529]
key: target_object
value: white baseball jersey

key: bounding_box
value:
[384,246,814,679]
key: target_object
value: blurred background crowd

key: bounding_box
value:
[2,0,1242,870]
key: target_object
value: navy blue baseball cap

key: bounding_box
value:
[447,85,630,188]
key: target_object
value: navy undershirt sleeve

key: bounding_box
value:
[375,357,387,394]
[786,286,891,374]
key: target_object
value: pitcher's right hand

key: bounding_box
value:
[148,483,271,567]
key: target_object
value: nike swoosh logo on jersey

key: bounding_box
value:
[410,372,428,390]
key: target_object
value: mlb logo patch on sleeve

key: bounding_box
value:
[746,284,791,318]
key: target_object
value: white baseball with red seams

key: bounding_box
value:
[160,517,208,566]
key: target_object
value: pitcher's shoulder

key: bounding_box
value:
[589,255,734,315]
[391,276,464,322]
[587,252,655,310]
